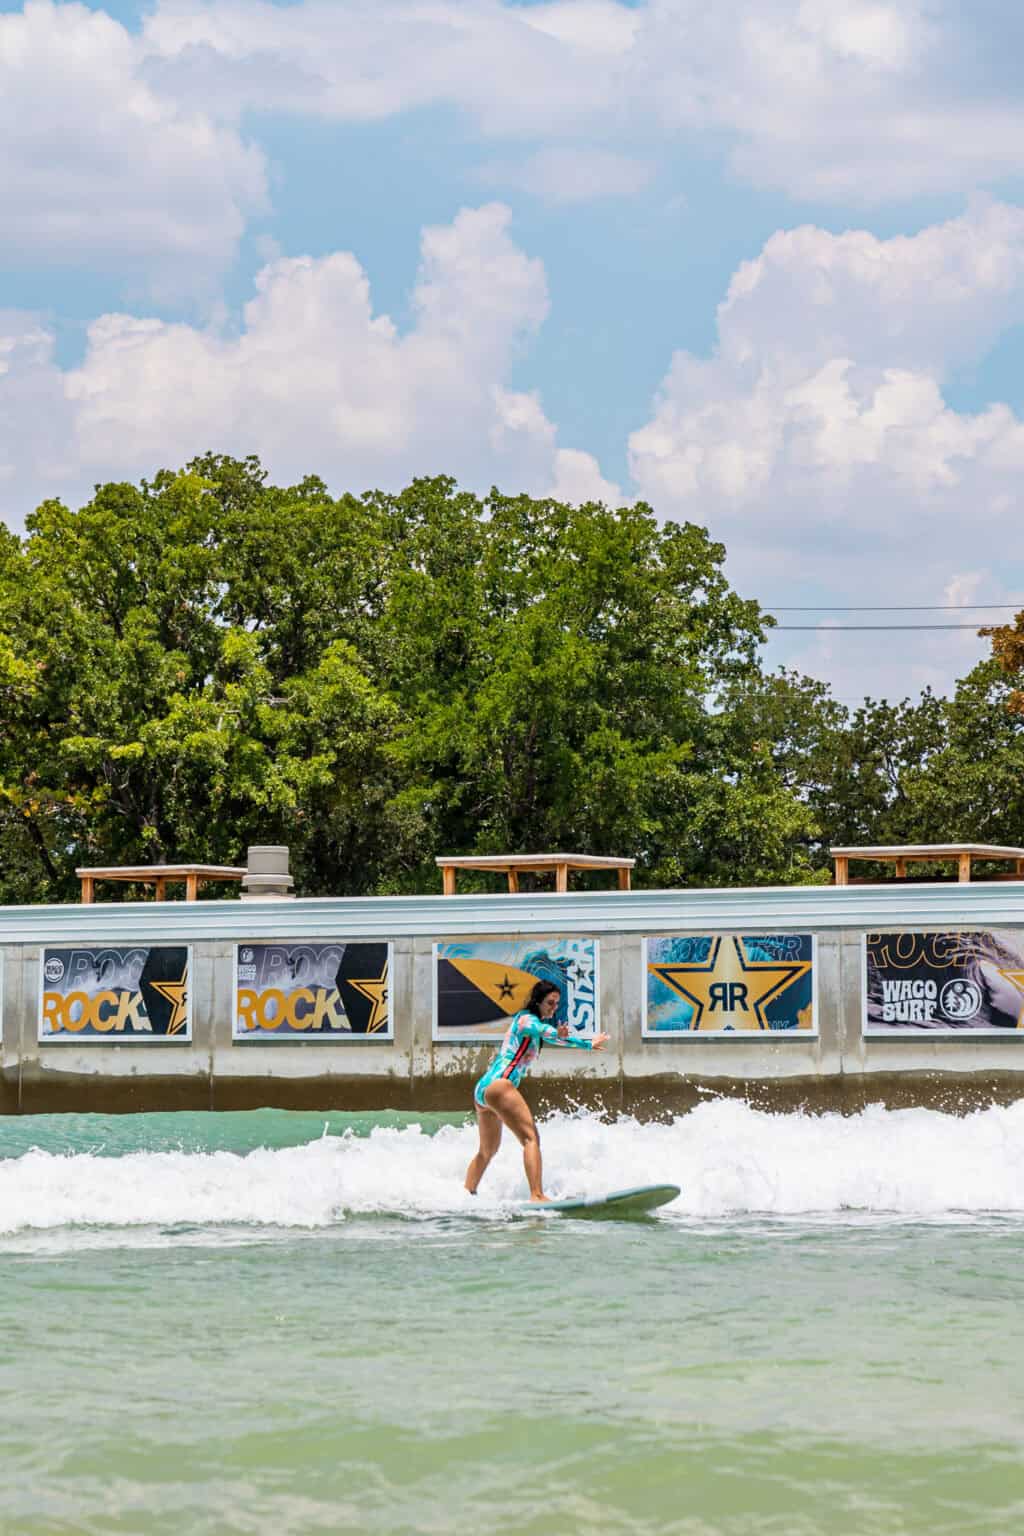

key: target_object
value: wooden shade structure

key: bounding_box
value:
[830,844,1024,886]
[76,864,246,903]
[435,852,634,895]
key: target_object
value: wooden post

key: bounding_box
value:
[80,875,94,904]
[1017,859,1024,878]
[555,862,568,893]
[895,858,907,878]
[834,856,848,887]
[155,878,167,901]
[617,867,631,891]
[441,866,456,896]
[507,868,520,893]
[186,872,199,901]
[958,852,972,883]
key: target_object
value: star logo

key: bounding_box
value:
[649,937,811,1032]
[148,972,189,1035]
[997,968,1024,1028]
[496,974,516,1000]
[348,960,389,1033]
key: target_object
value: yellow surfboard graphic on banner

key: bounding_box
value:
[444,958,538,1024]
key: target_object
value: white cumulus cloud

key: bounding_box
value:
[8,0,1024,309]
[0,206,620,526]
[629,201,1024,697]
[142,0,634,135]
[0,0,267,296]
[633,0,1024,203]
[138,0,1024,206]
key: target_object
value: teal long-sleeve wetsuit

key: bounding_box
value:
[473,1010,595,1108]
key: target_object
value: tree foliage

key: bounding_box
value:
[0,456,826,901]
[6,455,1019,905]
[754,657,1024,874]
[981,611,1024,715]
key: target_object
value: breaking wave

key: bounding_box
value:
[3,1099,1024,1234]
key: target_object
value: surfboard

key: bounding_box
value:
[523,1183,680,1219]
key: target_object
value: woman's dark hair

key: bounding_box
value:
[525,980,560,1018]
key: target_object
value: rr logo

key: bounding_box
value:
[709,982,749,1012]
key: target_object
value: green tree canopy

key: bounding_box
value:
[0,455,824,901]
[746,651,1024,874]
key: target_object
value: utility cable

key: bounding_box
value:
[768,623,990,632]
[764,604,1019,612]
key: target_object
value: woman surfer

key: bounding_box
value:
[464,980,608,1202]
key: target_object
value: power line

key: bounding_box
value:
[769,623,989,632]
[765,604,1020,612]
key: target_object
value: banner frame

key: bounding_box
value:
[37,943,194,1044]
[431,936,601,1044]
[861,930,1024,1038]
[231,938,395,1043]
[641,931,819,1039]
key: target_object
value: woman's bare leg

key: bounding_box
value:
[464,1104,503,1193]
[484,1080,547,1201]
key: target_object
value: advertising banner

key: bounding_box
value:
[39,946,191,1041]
[433,938,599,1041]
[234,941,392,1039]
[644,934,816,1035]
[864,931,1024,1034]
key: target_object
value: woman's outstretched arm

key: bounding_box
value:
[525,1018,608,1050]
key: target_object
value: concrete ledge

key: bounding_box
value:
[2,879,1024,942]
[15,1072,214,1115]
[5,1068,1023,1118]
[0,1069,19,1114]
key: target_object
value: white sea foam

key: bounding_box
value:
[3,1100,1024,1234]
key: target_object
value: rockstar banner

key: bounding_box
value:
[864,931,1024,1033]
[39,946,191,1041]
[433,938,599,1041]
[234,942,391,1038]
[644,934,815,1035]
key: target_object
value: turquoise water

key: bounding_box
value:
[3,1105,1024,1534]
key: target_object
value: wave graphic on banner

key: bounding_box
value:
[5,1101,1024,1240]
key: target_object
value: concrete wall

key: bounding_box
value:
[2,881,1024,1115]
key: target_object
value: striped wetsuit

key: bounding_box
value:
[473,1011,595,1108]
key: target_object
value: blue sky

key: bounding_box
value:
[3,0,1024,701]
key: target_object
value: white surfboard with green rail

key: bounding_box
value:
[524,1184,680,1218]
